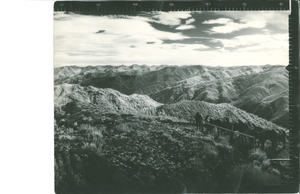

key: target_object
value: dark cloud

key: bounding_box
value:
[162,38,222,49]
[223,44,261,51]
[264,23,288,34]
[74,11,141,17]
[194,48,210,51]
[96,30,105,34]
[146,42,155,44]
[130,45,136,48]
[148,22,176,33]
[210,27,268,39]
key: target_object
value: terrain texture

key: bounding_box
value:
[54,64,289,193]
[55,65,288,127]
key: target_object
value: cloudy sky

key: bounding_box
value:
[54,11,289,67]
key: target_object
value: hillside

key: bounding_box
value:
[55,114,239,193]
[54,64,166,90]
[54,82,289,193]
[157,100,287,134]
[54,65,271,97]
[149,65,271,103]
[231,67,288,127]
[150,66,288,127]
[55,102,287,193]
[54,84,286,136]
[54,83,162,114]
[54,65,288,127]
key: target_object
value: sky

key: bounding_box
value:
[54,11,289,67]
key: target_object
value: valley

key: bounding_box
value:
[54,64,289,193]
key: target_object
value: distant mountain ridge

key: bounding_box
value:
[54,65,284,99]
[54,64,288,127]
[54,64,166,80]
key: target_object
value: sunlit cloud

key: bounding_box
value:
[185,18,195,25]
[54,11,288,68]
[203,18,232,25]
[211,34,288,49]
[54,12,206,67]
[219,11,288,31]
[151,11,193,26]
[175,25,195,30]
[204,18,265,34]
[203,11,288,34]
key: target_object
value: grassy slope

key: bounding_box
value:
[232,67,288,127]
[54,65,272,98]
[55,109,284,193]
[58,104,292,194]
[54,83,161,114]
[54,66,289,193]
[54,65,288,128]
[157,100,287,133]
[55,111,235,193]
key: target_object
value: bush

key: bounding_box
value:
[202,143,218,162]
[249,149,267,163]
[261,159,271,171]
[78,124,104,154]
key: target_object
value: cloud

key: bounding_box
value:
[175,25,195,30]
[55,43,287,67]
[185,18,195,25]
[211,34,288,49]
[203,18,232,24]
[262,29,271,34]
[151,11,192,26]
[194,45,210,51]
[204,18,265,34]
[54,12,196,67]
[220,11,289,31]
[54,11,288,67]
[96,30,105,34]
[204,11,288,34]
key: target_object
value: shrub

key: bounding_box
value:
[261,159,271,171]
[78,124,104,154]
[202,143,218,162]
[249,148,267,163]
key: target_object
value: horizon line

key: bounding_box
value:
[54,64,286,69]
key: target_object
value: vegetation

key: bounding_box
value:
[54,84,161,114]
[55,65,288,127]
[157,100,287,133]
[54,101,287,193]
[54,64,289,193]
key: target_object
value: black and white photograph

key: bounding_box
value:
[54,2,295,193]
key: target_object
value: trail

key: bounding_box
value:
[178,179,187,194]
[230,165,244,193]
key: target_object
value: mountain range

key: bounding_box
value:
[54,64,288,128]
[54,83,286,140]
[54,65,289,193]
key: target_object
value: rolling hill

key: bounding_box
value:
[54,83,161,114]
[54,83,286,135]
[55,65,271,97]
[157,100,286,134]
[54,78,288,193]
[54,65,288,127]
